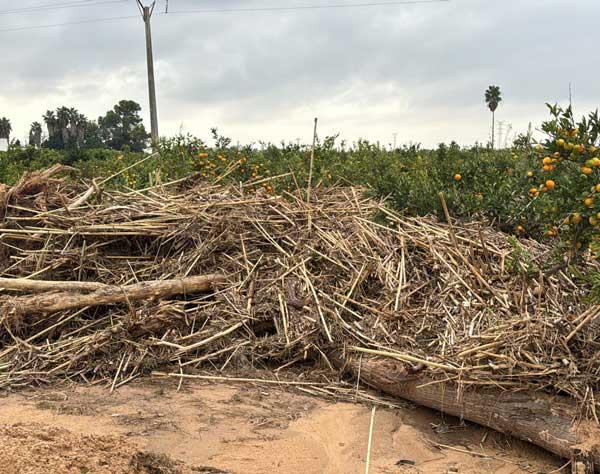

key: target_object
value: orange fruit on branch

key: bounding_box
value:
[582,166,593,175]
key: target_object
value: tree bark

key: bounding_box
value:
[492,110,495,149]
[337,353,600,472]
[2,274,225,315]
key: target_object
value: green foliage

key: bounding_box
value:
[98,100,149,152]
[505,237,538,277]
[43,107,89,150]
[570,266,600,304]
[0,117,11,141]
[0,132,543,239]
[28,122,42,148]
[528,104,600,251]
[38,100,148,152]
[0,146,121,184]
[5,104,600,251]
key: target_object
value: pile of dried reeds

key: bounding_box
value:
[0,165,598,411]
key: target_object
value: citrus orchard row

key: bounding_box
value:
[0,104,598,256]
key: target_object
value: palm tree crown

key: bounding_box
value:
[485,85,502,112]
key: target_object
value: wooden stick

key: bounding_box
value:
[98,151,160,186]
[3,274,225,315]
[151,372,329,386]
[566,306,600,343]
[307,117,318,231]
[0,277,108,293]
[365,405,376,474]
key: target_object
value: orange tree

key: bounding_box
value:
[530,104,600,252]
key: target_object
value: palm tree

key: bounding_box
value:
[485,85,502,148]
[56,107,70,145]
[43,111,57,138]
[0,117,12,143]
[29,122,43,148]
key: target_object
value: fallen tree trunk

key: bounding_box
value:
[338,353,600,472]
[2,274,226,315]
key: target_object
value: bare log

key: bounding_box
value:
[2,274,225,315]
[338,354,600,471]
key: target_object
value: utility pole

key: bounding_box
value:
[497,120,505,150]
[393,133,398,150]
[504,123,512,148]
[136,0,159,147]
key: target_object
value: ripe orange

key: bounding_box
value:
[545,180,556,190]
[596,184,600,193]
[527,171,533,177]
[543,157,552,165]
[584,197,595,207]
[582,166,593,175]
[454,174,462,182]
[529,187,539,197]
[515,225,525,234]
[593,158,600,167]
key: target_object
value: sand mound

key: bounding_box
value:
[0,422,202,474]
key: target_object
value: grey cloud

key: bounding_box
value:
[1,0,599,146]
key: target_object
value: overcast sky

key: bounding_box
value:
[1,0,598,148]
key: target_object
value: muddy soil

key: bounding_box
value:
[0,380,564,473]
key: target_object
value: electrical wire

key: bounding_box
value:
[0,14,138,32]
[168,0,450,15]
[0,0,450,33]
[0,0,128,16]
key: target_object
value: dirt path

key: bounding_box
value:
[0,380,563,473]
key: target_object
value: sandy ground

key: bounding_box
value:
[0,380,564,474]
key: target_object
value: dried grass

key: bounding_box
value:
[0,167,598,415]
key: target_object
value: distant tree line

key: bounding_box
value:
[0,117,11,143]
[1,100,149,152]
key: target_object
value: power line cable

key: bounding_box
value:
[0,14,138,32]
[0,0,449,33]
[0,0,127,16]
[168,0,450,15]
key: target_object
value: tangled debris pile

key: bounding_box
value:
[0,165,597,411]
